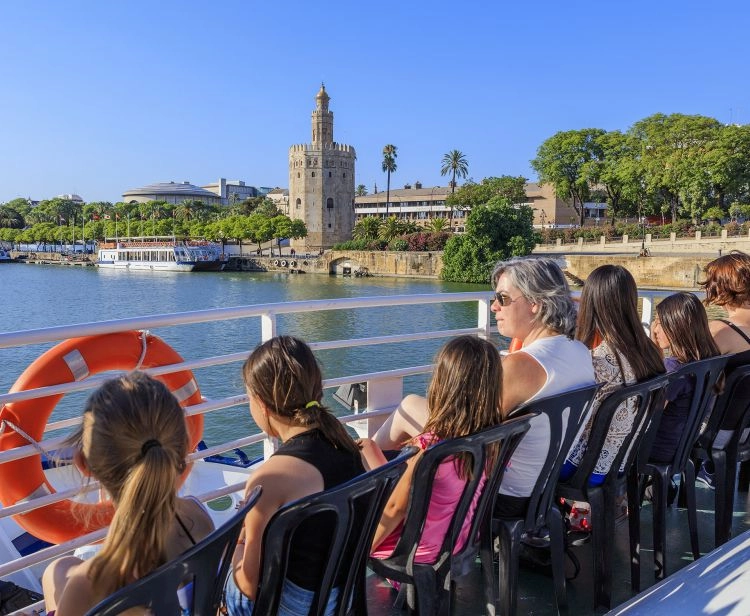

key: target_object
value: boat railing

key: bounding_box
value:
[0,288,677,590]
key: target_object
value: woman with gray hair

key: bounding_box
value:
[374,256,595,517]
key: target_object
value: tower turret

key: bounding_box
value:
[312,83,333,144]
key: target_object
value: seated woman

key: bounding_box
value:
[562,265,665,485]
[224,336,365,616]
[43,372,214,616]
[375,257,595,518]
[649,292,721,463]
[698,251,750,485]
[362,335,503,565]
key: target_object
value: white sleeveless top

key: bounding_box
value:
[499,335,595,498]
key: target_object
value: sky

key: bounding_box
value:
[1,0,749,204]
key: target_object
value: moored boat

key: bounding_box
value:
[96,236,228,272]
[0,248,16,263]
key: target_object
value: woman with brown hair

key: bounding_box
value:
[42,372,214,616]
[562,264,665,485]
[225,336,365,616]
[701,251,750,354]
[697,251,750,486]
[649,292,721,463]
[363,335,504,564]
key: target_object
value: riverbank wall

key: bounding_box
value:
[228,250,443,278]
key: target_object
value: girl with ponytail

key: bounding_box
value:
[224,336,365,616]
[42,372,214,616]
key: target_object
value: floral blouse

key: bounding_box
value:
[566,341,637,476]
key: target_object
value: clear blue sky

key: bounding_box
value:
[1,0,748,204]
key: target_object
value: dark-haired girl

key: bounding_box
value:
[649,292,721,463]
[224,336,365,616]
[562,264,665,484]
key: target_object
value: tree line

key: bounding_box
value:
[0,196,307,253]
[531,113,750,226]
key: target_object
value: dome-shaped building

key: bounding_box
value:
[122,181,222,205]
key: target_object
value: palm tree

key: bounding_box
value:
[353,216,381,241]
[355,184,368,197]
[426,217,449,233]
[382,144,398,217]
[440,150,469,223]
[378,216,404,242]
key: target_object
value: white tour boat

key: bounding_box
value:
[96,236,228,272]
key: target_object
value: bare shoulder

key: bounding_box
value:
[247,453,325,507]
[501,351,547,414]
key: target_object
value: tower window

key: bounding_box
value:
[296,198,301,209]
[327,198,334,209]
[343,173,346,178]
[312,172,316,177]
[297,173,300,178]
[329,172,332,177]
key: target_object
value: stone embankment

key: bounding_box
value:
[227,250,443,278]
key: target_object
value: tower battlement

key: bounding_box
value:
[289,143,355,154]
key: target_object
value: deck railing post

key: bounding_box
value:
[641,293,654,333]
[261,312,276,342]
[355,376,404,438]
[478,298,492,340]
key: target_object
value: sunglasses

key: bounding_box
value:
[491,292,523,307]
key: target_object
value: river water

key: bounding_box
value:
[0,264,495,452]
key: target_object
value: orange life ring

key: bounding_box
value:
[0,331,204,544]
[508,338,524,353]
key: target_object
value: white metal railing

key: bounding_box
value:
[0,288,674,591]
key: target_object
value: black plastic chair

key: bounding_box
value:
[252,446,418,616]
[492,384,600,616]
[85,485,263,616]
[556,374,670,611]
[629,354,729,585]
[368,415,533,616]
[692,361,750,547]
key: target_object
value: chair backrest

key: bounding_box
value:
[85,485,263,616]
[659,355,730,472]
[698,360,750,452]
[567,374,670,489]
[509,384,600,529]
[252,446,418,616]
[378,416,532,574]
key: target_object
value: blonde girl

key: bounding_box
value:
[42,372,214,616]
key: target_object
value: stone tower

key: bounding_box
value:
[289,84,356,252]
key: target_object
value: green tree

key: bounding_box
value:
[447,176,527,212]
[270,215,307,255]
[355,184,368,197]
[531,128,606,226]
[382,144,398,216]
[585,131,639,224]
[0,206,25,229]
[353,216,381,240]
[441,195,536,283]
[440,150,469,223]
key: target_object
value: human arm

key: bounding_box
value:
[500,351,547,416]
[43,558,95,616]
[371,448,423,550]
[373,394,429,450]
[359,438,388,471]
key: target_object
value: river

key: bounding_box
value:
[0,264,495,451]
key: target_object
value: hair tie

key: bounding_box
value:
[305,401,321,409]
[141,439,161,457]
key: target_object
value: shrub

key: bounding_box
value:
[387,238,409,251]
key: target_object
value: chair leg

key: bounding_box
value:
[496,519,523,616]
[480,527,498,616]
[738,459,750,492]
[547,506,568,612]
[652,471,667,581]
[627,471,642,593]
[714,450,732,547]
[683,462,700,560]
[589,489,612,610]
